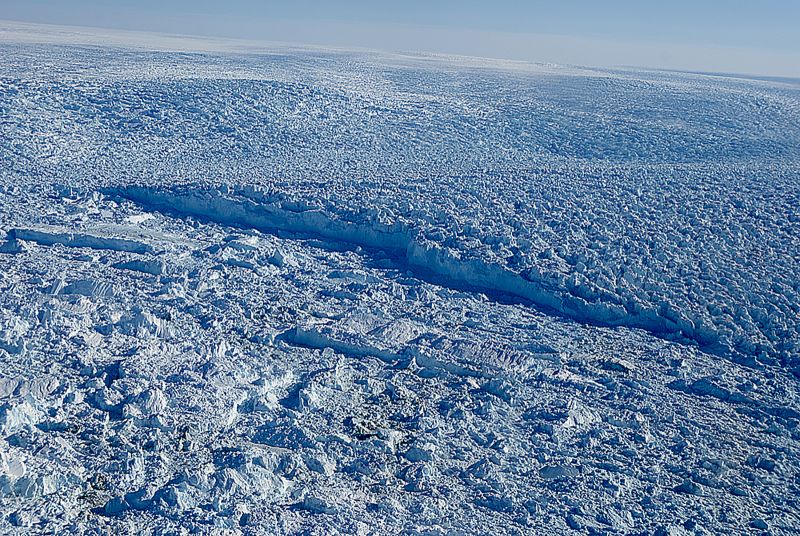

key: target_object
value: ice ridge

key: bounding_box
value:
[107,185,748,363]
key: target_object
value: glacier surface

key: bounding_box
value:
[0,25,799,535]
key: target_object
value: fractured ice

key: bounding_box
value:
[1,24,799,535]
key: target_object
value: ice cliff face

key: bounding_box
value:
[0,29,799,535]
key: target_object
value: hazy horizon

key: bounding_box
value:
[1,1,799,78]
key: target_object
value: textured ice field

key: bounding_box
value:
[1,27,800,535]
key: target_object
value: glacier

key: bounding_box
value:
[0,22,799,535]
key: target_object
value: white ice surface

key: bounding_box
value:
[1,26,799,535]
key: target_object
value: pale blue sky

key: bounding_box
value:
[2,1,799,76]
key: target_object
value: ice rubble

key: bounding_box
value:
[108,184,791,368]
[2,187,798,534]
[1,33,799,535]
[2,34,798,367]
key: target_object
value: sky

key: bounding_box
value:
[2,1,799,77]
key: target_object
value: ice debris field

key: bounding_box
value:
[1,22,800,535]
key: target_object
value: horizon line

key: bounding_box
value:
[1,17,798,81]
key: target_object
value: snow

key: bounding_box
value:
[0,24,799,535]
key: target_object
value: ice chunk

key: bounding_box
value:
[8,227,154,254]
[0,398,44,436]
[539,465,580,479]
[116,308,174,338]
[113,259,164,276]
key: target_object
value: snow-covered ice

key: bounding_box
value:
[1,23,799,535]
